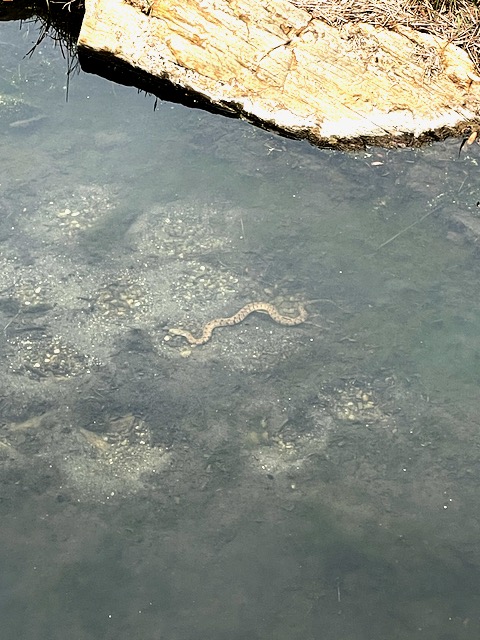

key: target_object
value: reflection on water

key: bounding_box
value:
[1,19,480,640]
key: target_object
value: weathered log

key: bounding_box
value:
[78,0,480,148]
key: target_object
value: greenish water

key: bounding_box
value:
[1,19,480,640]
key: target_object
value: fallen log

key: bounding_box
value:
[77,0,480,148]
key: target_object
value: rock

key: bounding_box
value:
[77,0,480,148]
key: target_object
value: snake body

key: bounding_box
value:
[169,302,307,345]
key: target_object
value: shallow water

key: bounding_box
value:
[1,19,480,640]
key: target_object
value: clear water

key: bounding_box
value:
[1,19,480,640]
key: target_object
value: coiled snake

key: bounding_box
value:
[169,302,307,346]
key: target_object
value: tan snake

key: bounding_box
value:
[169,302,307,345]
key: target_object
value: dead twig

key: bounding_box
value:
[370,206,439,254]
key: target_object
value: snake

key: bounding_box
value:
[169,302,307,346]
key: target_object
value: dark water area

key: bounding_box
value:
[1,18,480,640]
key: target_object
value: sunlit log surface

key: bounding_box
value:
[78,0,480,148]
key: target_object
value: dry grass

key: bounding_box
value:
[289,0,480,72]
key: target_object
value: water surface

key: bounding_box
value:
[1,19,480,640]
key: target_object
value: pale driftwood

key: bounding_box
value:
[78,0,480,148]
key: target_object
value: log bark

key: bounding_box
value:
[78,0,480,148]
